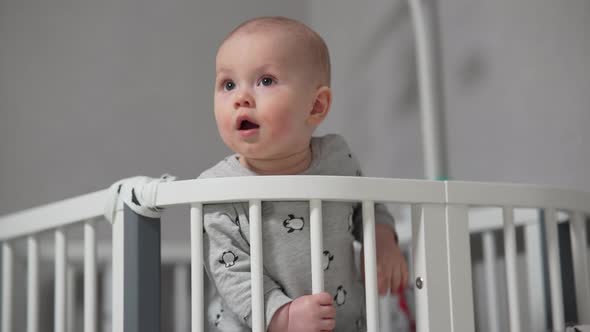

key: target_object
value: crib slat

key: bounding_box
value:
[524,221,547,331]
[310,199,324,293]
[362,201,379,332]
[67,266,76,332]
[101,264,113,332]
[503,207,521,332]
[190,204,204,332]
[544,207,565,330]
[27,236,39,332]
[1,243,13,332]
[482,231,500,332]
[55,228,67,332]
[84,220,97,332]
[570,211,590,323]
[249,200,264,332]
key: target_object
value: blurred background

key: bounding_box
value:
[2,0,589,217]
[1,0,589,331]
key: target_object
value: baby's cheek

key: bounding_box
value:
[214,113,233,144]
[217,118,234,150]
[267,116,297,141]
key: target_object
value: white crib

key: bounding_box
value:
[0,176,588,332]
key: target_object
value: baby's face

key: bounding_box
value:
[214,30,318,162]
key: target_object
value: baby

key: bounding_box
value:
[199,16,408,332]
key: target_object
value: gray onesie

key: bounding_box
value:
[199,134,396,332]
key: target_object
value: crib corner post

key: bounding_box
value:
[570,212,590,324]
[412,203,453,332]
[112,205,161,332]
[0,243,3,332]
[445,204,475,331]
[1,242,12,332]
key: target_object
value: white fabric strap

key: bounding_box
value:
[104,174,176,224]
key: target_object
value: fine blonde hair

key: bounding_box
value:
[222,16,331,86]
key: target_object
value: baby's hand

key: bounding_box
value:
[288,292,336,332]
[361,224,408,295]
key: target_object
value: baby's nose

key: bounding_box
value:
[234,92,255,109]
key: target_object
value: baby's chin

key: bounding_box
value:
[238,146,308,161]
[232,137,311,158]
[239,147,312,174]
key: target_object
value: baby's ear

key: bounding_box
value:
[307,86,332,126]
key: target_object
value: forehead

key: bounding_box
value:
[216,30,308,69]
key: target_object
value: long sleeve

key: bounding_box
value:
[352,202,397,243]
[350,167,397,242]
[315,134,397,241]
[203,203,292,330]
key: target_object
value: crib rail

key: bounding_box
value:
[0,190,107,242]
[0,177,589,332]
[155,176,450,332]
[155,176,445,205]
[0,191,105,332]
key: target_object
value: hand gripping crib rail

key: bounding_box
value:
[0,176,589,332]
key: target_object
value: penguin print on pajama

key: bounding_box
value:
[219,251,238,268]
[283,214,304,233]
[334,285,347,306]
[323,250,334,271]
[214,308,224,327]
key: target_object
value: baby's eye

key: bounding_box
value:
[223,81,236,91]
[257,76,275,87]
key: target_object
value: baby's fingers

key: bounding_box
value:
[318,317,336,331]
[390,265,402,293]
[401,258,409,288]
[377,266,390,295]
[314,292,334,306]
[391,259,409,294]
[319,304,336,319]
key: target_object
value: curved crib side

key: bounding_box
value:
[0,177,588,332]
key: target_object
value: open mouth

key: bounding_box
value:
[236,115,260,131]
[239,119,260,130]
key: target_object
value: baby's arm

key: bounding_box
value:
[355,204,409,295]
[269,292,336,332]
[204,205,292,329]
[373,222,408,294]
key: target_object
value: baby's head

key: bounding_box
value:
[220,16,331,85]
[214,17,332,173]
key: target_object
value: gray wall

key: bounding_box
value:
[0,0,306,218]
[1,0,589,331]
[310,0,590,189]
[310,0,423,179]
[1,1,590,221]
[440,0,590,190]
